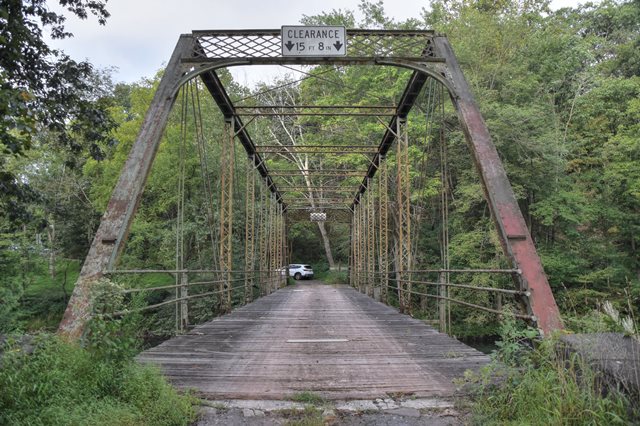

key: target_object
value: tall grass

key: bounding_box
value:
[465,314,636,425]
[0,333,196,425]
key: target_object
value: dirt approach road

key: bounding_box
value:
[138,281,488,401]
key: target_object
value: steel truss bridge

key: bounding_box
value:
[59,29,563,344]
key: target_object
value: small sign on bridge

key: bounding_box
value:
[281,26,347,57]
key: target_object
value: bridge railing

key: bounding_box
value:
[97,268,286,337]
[351,268,533,333]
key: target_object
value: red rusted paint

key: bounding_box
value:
[434,36,563,334]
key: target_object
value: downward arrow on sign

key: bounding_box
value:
[285,41,295,51]
[333,40,343,51]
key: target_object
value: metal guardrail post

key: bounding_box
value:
[179,272,189,332]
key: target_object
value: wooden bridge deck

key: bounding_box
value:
[137,282,490,400]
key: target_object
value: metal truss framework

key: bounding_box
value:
[59,29,563,340]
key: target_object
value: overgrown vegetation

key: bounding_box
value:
[463,314,638,425]
[0,332,196,425]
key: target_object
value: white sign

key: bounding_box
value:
[281,26,347,57]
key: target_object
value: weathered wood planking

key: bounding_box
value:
[137,282,490,400]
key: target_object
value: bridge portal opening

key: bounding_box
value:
[58,29,562,341]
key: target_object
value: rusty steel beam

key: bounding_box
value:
[271,170,366,177]
[258,184,269,296]
[278,186,359,190]
[366,179,376,298]
[396,118,412,314]
[284,206,352,210]
[255,145,378,154]
[433,36,562,334]
[58,35,195,340]
[237,112,394,117]
[378,157,389,303]
[235,105,396,110]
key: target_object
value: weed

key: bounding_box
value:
[292,391,326,405]
[280,406,324,426]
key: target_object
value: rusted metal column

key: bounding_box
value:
[438,272,447,333]
[353,204,362,291]
[351,207,357,289]
[268,193,277,293]
[244,155,256,303]
[366,178,376,298]
[258,185,269,296]
[58,35,194,340]
[282,213,289,287]
[179,272,189,332]
[275,202,284,289]
[218,118,235,312]
[358,203,365,293]
[378,156,389,303]
[396,117,412,314]
[433,36,562,334]
[349,213,356,288]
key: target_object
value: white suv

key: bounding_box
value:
[288,264,314,280]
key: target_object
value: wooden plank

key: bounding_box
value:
[138,282,489,400]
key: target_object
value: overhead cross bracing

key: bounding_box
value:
[195,69,423,215]
[59,28,563,342]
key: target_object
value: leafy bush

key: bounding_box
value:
[0,334,196,425]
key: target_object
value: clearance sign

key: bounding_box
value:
[281,26,347,57]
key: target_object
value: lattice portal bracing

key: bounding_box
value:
[191,30,435,60]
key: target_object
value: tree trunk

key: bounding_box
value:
[317,221,335,268]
